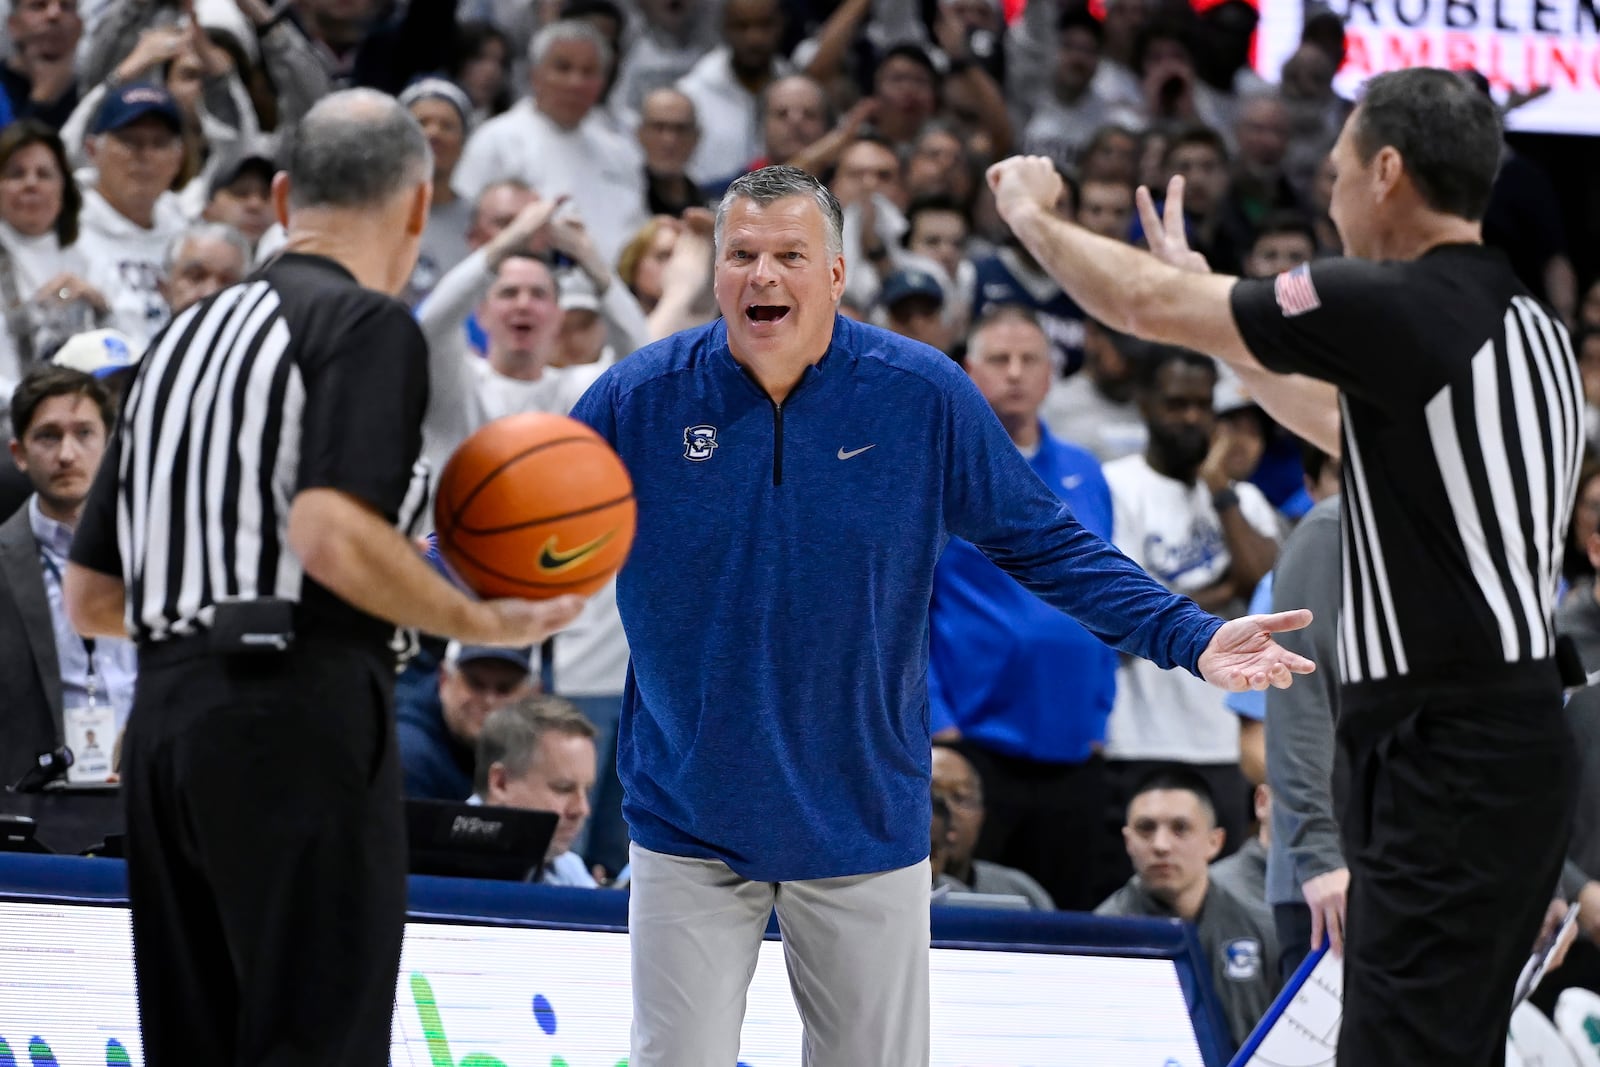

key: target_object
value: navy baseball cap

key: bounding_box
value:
[448,643,534,673]
[879,269,944,309]
[209,153,276,200]
[91,83,183,136]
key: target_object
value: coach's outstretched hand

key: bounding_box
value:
[1198,610,1316,692]
[475,595,586,648]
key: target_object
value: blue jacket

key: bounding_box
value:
[928,425,1119,763]
[572,315,1222,881]
[396,681,473,802]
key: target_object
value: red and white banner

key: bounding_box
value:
[1254,0,1600,135]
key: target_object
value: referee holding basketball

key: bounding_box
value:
[64,91,582,1066]
[991,68,1582,1065]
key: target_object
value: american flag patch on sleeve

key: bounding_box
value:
[1274,264,1321,317]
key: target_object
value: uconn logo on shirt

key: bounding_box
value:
[684,424,718,461]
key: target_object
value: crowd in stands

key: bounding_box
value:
[2,0,1599,1054]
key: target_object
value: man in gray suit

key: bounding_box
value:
[0,365,134,787]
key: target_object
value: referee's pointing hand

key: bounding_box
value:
[1197,610,1317,692]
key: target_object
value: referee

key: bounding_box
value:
[991,68,1582,1065]
[63,91,582,1066]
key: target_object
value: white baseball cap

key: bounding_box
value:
[52,329,140,378]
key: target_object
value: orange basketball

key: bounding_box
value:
[434,412,636,600]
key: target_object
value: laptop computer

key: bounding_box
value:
[931,887,1034,912]
[405,799,558,883]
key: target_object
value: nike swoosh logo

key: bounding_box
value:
[837,445,876,460]
[537,531,614,574]
[1061,474,1084,489]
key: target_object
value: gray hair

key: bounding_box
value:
[164,222,252,275]
[757,73,834,126]
[473,694,597,796]
[528,18,613,75]
[715,165,844,259]
[280,89,433,210]
[964,304,1046,363]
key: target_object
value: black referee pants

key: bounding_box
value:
[1336,676,1576,1067]
[121,639,406,1067]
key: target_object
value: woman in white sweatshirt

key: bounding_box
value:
[0,122,105,405]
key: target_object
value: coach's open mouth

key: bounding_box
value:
[746,304,791,324]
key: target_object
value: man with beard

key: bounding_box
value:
[2,0,82,129]
[1098,345,1280,897]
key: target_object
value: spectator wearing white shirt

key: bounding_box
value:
[559,0,633,137]
[473,695,601,888]
[74,83,187,351]
[417,194,648,476]
[1019,5,1142,173]
[157,221,248,317]
[452,19,647,266]
[1098,346,1280,898]
[0,122,102,403]
[675,0,792,190]
[610,0,714,119]
[458,252,600,429]
[1041,318,1147,463]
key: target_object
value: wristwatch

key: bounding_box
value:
[1212,486,1240,512]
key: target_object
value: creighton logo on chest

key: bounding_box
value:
[684,424,718,461]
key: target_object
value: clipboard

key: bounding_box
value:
[1229,943,1342,1067]
[1230,902,1583,1066]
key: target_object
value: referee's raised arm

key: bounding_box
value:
[981,158,1343,457]
[57,89,582,1067]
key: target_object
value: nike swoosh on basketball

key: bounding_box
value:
[837,445,876,460]
[537,532,613,574]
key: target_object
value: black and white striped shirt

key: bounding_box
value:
[72,254,432,653]
[1233,245,1583,693]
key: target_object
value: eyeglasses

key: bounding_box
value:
[937,790,983,812]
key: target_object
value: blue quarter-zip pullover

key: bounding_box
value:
[571,315,1222,882]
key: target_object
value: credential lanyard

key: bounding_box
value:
[38,550,100,705]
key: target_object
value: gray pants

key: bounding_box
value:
[628,843,931,1067]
